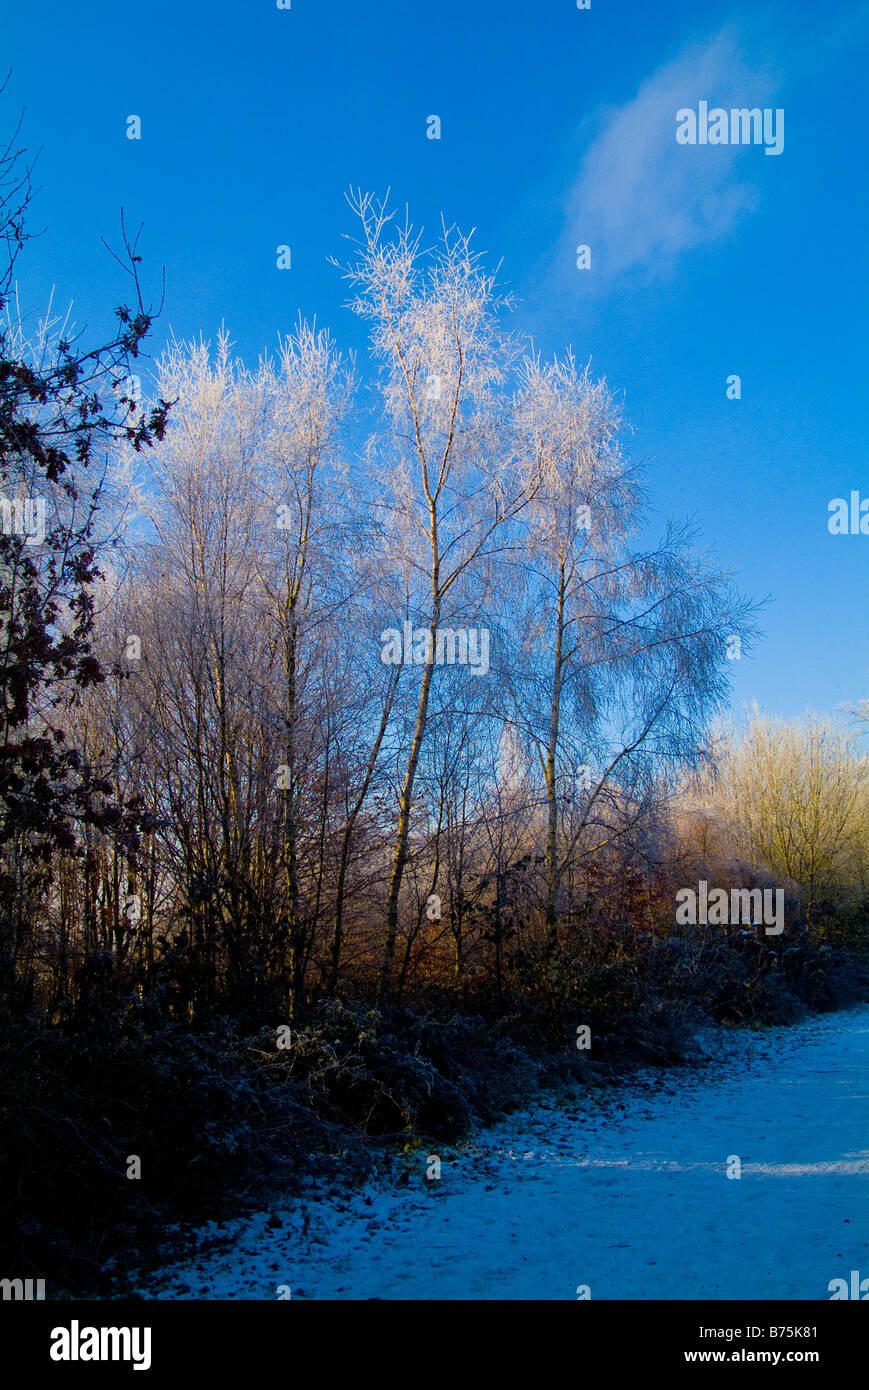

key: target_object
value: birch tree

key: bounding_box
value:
[248,324,353,1014]
[512,352,754,947]
[335,193,540,998]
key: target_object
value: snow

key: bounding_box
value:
[141,1004,869,1300]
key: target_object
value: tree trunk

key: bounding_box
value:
[545,558,566,948]
[283,614,301,1019]
[379,606,440,1002]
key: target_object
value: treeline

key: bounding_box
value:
[3,187,763,1024]
[2,142,868,1042]
[3,148,869,1294]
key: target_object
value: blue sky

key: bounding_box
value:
[4,0,868,724]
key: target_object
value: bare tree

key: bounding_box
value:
[708,709,869,930]
[335,193,540,998]
[510,352,755,947]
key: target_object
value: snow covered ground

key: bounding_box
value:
[142,1004,869,1300]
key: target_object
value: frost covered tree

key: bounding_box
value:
[335,193,542,998]
[510,353,754,946]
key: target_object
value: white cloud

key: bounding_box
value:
[562,29,780,283]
